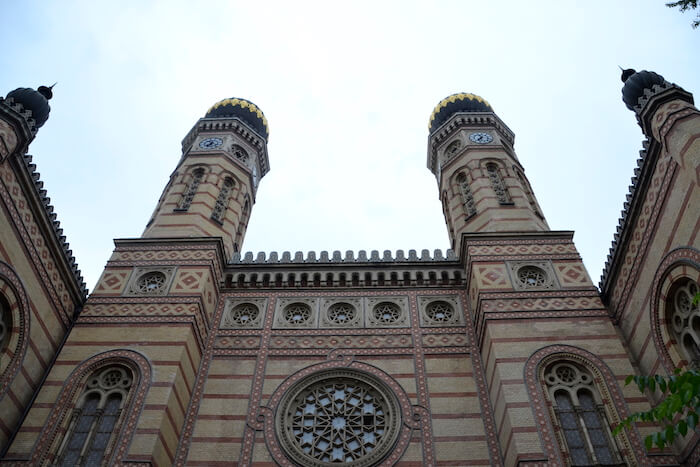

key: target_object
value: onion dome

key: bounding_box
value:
[429,93,492,133]
[6,84,54,129]
[621,69,666,111]
[205,97,268,140]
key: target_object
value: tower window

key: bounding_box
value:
[445,139,462,158]
[56,366,133,466]
[211,177,235,224]
[515,168,542,217]
[544,362,622,466]
[456,172,477,218]
[486,163,511,204]
[178,168,205,211]
[232,145,249,164]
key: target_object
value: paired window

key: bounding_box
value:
[544,362,623,466]
[56,366,133,466]
[456,172,477,218]
[486,163,511,204]
[177,168,205,211]
[211,177,234,223]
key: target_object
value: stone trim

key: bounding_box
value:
[417,294,465,327]
[30,349,151,465]
[0,261,30,401]
[649,247,700,373]
[220,296,267,329]
[123,266,177,297]
[260,355,414,467]
[524,345,655,466]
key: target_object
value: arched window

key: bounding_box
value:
[456,172,477,218]
[211,177,234,223]
[0,295,11,359]
[486,163,511,204]
[514,167,542,217]
[56,366,133,466]
[177,167,205,211]
[544,362,622,466]
[667,279,700,367]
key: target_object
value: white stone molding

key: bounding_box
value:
[221,297,267,329]
[507,260,558,291]
[365,296,410,328]
[273,297,319,329]
[417,295,465,327]
[123,266,177,297]
[319,297,363,328]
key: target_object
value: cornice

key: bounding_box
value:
[181,116,269,177]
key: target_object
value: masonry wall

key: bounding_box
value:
[0,151,83,454]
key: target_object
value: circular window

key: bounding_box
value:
[372,302,401,324]
[230,303,259,326]
[425,301,454,323]
[284,303,312,325]
[445,140,462,157]
[327,303,356,325]
[88,366,132,391]
[276,369,401,466]
[136,271,167,294]
[232,145,249,163]
[517,266,548,288]
[667,280,700,365]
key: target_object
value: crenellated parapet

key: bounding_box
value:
[225,249,464,289]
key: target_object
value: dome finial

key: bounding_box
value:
[620,68,636,83]
[37,83,56,100]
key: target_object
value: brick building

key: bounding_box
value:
[0,69,697,466]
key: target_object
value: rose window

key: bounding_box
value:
[136,271,167,294]
[372,302,401,324]
[277,370,401,466]
[328,303,356,325]
[232,145,249,163]
[668,280,700,366]
[517,266,548,288]
[87,366,132,392]
[284,303,312,325]
[425,301,454,323]
[230,303,259,326]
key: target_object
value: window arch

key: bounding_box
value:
[666,278,700,367]
[0,262,30,400]
[32,350,151,466]
[211,177,235,223]
[456,172,476,218]
[525,346,642,466]
[177,167,205,211]
[544,362,622,465]
[485,162,511,204]
[514,167,542,217]
[56,366,133,466]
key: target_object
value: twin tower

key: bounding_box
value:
[143,92,549,257]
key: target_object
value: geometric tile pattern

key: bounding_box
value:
[554,263,591,287]
[93,269,130,295]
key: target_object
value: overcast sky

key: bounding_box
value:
[2,1,699,291]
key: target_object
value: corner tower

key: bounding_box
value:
[143,97,270,257]
[427,94,548,253]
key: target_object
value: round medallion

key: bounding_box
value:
[468,132,493,144]
[199,137,223,149]
[276,369,401,466]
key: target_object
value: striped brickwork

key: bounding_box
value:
[464,233,665,465]
[602,97,700,461]
[143,152,254,259]
[0,146,84,454]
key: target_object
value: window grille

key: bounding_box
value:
[456,173,477,218]
[545,362,622,466]
[57,366,132,466]
[486,163,511,204]
[178,168,205,211]
[211,178,234,223]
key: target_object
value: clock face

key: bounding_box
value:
[469,132,493,144]
[199,137,223,149]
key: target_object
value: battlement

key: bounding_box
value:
[230,248,457,265]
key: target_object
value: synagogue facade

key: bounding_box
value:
[0,69,697,466]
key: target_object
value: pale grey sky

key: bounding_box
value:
[2,1,699,291]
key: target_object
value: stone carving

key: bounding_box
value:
[274,297,318,329]
[418,295,465,327]
[123,266,176,296]
[507,261,558,291]
[365,296,409,328]
[221,297,267,329]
